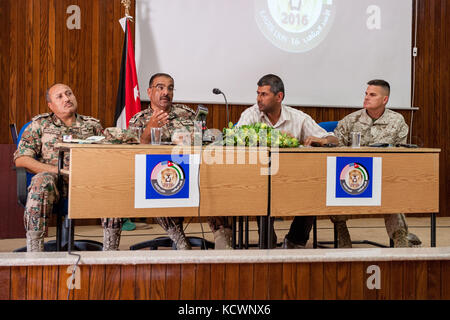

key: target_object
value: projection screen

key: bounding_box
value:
[136,0,413,109]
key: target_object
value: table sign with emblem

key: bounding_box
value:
[134,154,200,208]
[326,156,382,206]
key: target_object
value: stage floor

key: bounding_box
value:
[1,217,449,252]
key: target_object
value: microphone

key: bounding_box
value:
[195,105,208,140]
[212,88,229,127]
[195,104,209,121]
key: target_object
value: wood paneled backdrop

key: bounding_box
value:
[0,0,448,238]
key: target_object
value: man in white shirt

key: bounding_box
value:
[236,75,337,147]
[236,74,338,248]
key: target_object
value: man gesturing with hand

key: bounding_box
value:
[129,73,233,250]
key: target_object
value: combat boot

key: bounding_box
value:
[26,231,45,252]
[167,227,191,250]
[282,237,306,249]
[392,229,409,247]
[103,227,121,251]
[334,221,352,248]
[270,231,278,249]
[407,232,422,247]
[213,227,232,250]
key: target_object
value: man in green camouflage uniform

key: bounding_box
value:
[330,79,421,248]
[128,73,232,250]
[14,83,123,252]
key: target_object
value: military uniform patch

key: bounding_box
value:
[180,120,194,126]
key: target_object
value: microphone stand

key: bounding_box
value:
[221,92,229,126]
[213,88,229,127]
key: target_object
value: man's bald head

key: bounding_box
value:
[46,83,72,102]
[46,83,78,118]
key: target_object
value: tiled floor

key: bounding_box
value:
[1,217,449,252]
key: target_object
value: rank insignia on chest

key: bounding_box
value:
[43,128,61,135]
[180,120,194,126]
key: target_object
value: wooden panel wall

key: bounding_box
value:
[1,260,449,300]
[0,145,24,238]
[411,0,449,219]
[1,0,134,137]
[0,0,448,217]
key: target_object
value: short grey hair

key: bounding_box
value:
[46,83,60,102]
[46,89,51,102]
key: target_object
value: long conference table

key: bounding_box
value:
[60,143,440,248]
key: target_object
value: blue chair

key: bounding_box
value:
[318,121,338,133]
[12,122,103,252]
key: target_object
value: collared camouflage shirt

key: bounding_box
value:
[14,113,103,169]
[128,104,196,142]
[334,108,408,146]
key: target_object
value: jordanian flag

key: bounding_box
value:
[114,18,141,129]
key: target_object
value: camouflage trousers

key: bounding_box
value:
[330,214,408,239]
[156,216,232,234]
[25,172,122,234]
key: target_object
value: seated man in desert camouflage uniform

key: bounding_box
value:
[128,73,232,250]
[14,83,126,252]
[330,79,421,248]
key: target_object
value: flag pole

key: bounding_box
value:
[115,0,141,129]
[121,0,133,21]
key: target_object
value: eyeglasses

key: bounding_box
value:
[151,84,175,92]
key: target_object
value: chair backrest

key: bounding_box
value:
[10,124,18,145]
[16,121,34,188]
[17,121,32,147]
[318,121,338,133]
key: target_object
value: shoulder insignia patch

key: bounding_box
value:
[32,113,52,121]
[79,115,100,122]
[129,108,150,123]
[176,104,196,114]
